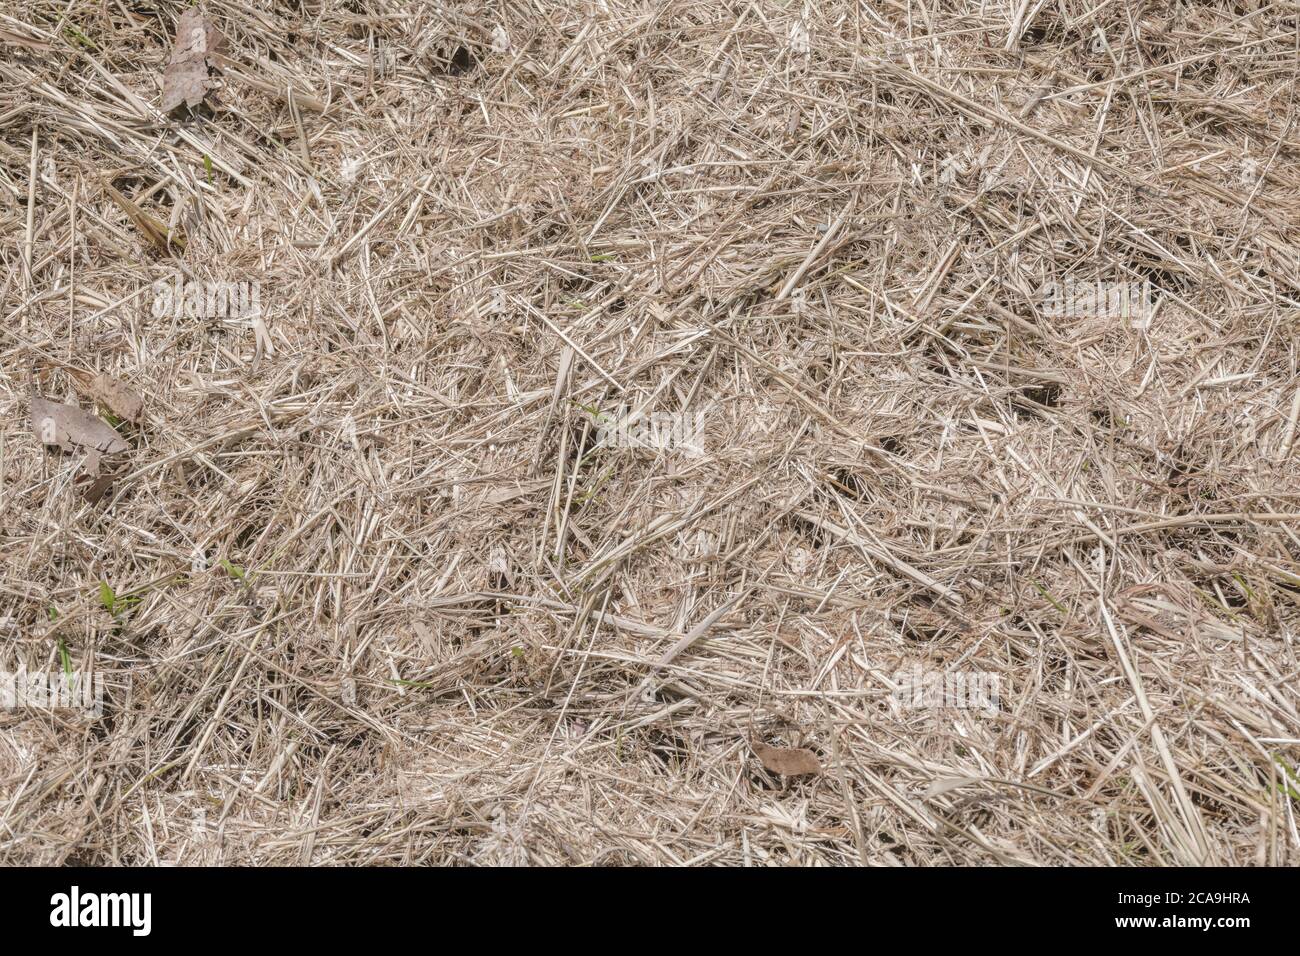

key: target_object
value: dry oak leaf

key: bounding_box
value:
[31,396,129,455]
[161,8,224,112]
[751,740,822,777]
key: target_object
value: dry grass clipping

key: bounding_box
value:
[1,0,1299,866]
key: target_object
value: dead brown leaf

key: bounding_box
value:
[31,396,129,455]
[161,8,223,112]
[70,370,145,423]
[751,741,822,777]
[77,466,121,505]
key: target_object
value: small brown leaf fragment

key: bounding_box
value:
[161,8,224,112]
[89,373,144,422]
[172,8,222,62]
[162,58,212,112]
[752,741,821,777]
[69,369,144,422]
[77,469,118,505]
[31,396,129,455]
